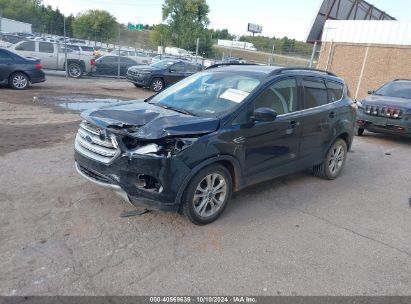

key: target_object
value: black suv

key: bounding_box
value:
[126,59,202,92]
[356,79,411,138]
[74,65,355,225]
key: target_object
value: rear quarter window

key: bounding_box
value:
[15,41,35,51]
[0,50,13,61]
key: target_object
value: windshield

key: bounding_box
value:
[375,81,411,99]
[150,60,176,69]
[149,71,261,117]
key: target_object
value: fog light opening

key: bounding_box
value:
[136,174,163,193]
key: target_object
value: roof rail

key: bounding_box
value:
[269,67,337,77]
[206,63,258,70]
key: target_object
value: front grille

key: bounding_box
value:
[77,163,113,184]
[128,70,138,76]
[75,121,120,164]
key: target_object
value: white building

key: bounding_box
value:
[0,17,32,33]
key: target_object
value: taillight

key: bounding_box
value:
[35,63,43,70]
[90,58,96,66]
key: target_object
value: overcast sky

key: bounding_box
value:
[42,0,411,41]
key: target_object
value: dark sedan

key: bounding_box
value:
[126,59,202,92]
[356,79,411,137]
[0,48,45,90]
[94,55,138,76]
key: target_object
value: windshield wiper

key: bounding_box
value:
[154,104,196,116]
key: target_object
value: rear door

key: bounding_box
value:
[37,42,57,69]
[0,50,15,82]
[298,77,337,165]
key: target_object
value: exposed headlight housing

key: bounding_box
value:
[129,138,198,158]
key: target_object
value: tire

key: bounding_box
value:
[10,72,29,90]
[357,128,365,136]
[313,139,347,180]
[134,84,141,88]
[182,164,232,225]
[68,62,83,78]
[150,78,164,92]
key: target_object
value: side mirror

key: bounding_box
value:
[368,90,375,95]
[169,68,176,73]
[253,107,277,122]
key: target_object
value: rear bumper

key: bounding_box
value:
[356,111,411,137]
[27,70,46,84]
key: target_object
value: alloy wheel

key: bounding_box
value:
[12,75,28,89]
[193,173,227,218]
[152,79,163,91]
[328,144,345,175]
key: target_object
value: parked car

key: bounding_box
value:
[66,44,95,56]
[126,59,203,92]
[0,34,25,47]
[356,79,411,137]
[151,54,178,64]
[0,48,45,89]
[94,55,138,76]
[222,56,247,64]
[74,66,355,224]
[10,41,96,78]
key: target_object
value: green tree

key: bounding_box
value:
[72,9,117,43]
[151,0,212,55]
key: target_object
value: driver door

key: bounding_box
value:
[164,62,186,85]
[239,77,303,182]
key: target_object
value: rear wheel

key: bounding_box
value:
[150,78,164,92]
[10,72,29,90]
[357,128,365,136]
[68,62,83,78]
[313,139,347,180]
[182,165,232,225]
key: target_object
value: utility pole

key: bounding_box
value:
[0,8,3,39]
[195,38,199,63]
[268,43,275,66]
[309,41,318,68]
[63,16,68,79]
[117,25,121,79]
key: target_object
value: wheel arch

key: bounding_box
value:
[174,154,242,208]
[8,71,31,84]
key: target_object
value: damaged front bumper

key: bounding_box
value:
[74,149,191,211]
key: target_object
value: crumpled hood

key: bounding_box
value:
[362,95,411,109]
[81,101,220,140]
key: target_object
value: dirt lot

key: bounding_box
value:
[0,75,410,296]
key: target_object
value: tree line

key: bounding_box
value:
[0,0,311,56]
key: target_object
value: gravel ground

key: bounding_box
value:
[0,75,410,296]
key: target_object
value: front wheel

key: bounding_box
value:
[357,128,365,136]
[182,165,232,225]
[150,78,164,92]
[68,63,83,78]
[313,139,347,180]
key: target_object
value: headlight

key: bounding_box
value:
[132,143,159,155]
[129,138,198,157]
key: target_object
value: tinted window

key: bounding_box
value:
[121,57,136,64]
[0,50,13,61]
[68,45,80,51]
[187,64,200,73]
[302,78,328,109]
[327,81,343,102]
[254,78,298,115]
[39,42,54,53]
[102,56,117,63]
[171,62,185,72]
[15,41,35,51]
[81,46,94,52]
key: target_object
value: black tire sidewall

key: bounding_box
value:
[150,78,164,92]
[357,128,365,136]
[10,72,29,90]
[324,139,347,179]
[183,165,232,225]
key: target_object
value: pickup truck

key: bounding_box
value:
[9,41,96,78]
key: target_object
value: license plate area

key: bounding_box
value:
[372,117,387,126]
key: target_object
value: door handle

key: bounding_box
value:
[288,121,300,129]
[329,111,336,118]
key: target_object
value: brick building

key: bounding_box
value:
[317,20,411,100]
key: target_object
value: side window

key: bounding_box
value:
[327,81,343,102]
[186,64,199,73]
[39,42,54,53]
[171,62,185,73]
[69,45,80,51]
[254,78,298,115]
[302,78,328,109]
[0,50,13,61]
[15,41,35,51]
[121,57,136,64]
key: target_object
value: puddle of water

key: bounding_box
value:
[39,95,133,112]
